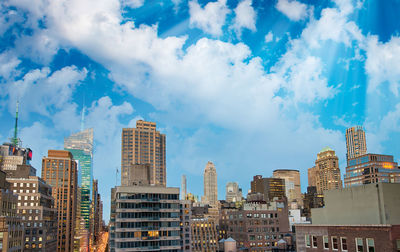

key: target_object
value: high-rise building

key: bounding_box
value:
[109,186,181,251]
[180,200,192,251]
[344,153,400,187]
[191,217,218,252]
[0,170,24,252]
[346,126,367,162]
[225,182,242,203]
[42,150,78,252]
[121,120,166,186]
[90,179,102,245]
[181,175,187,200]
[308,147,342,194]
[250,176,285,202]
[122,163,151,186]
[64,128,93,229]
[203,161,218,206]
[7,176,58,251]
[273,169,302,209]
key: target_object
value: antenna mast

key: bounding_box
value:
[11,101,19,147]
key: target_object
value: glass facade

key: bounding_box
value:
[64,128,93,229]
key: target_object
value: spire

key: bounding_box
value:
[80,106,86,132]
[11,101,19,147]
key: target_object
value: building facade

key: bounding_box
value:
[219,199,291,251]
[181,175,187,201]
[295,224,400,252]
[8,176,57,251]
[225,182,242,203]
[42,150,78,252]
[344,153,400,187]
[250,176,285,202]
[121,120,166,187]
[345,126,367,162]
[203,161,218,206]
[0,171,24,252]
[180,200,192,252]
[64,128,94,230]
[308,147,342,194]
[302,186,324,220]
[191,217,218,252]
[109,186,181,251]
[273,169,302,209]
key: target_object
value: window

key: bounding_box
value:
[305,235,311,248]
[341,237,348,251]
[323,236,329,249]
[356,238,363,252]
[312,236,318,248]
[366,238,374,252]
[331,236,338,250]
[396,239,400,252]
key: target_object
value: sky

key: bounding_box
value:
[1,0,400,222]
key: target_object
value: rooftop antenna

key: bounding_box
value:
[11,101,20,147]
[116,166,119,187]
[80,96,86,131]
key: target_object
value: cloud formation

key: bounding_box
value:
[276,0,308,21]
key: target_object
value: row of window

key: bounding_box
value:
[305,235,375,252]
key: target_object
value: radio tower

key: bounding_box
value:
[11,101,20,147]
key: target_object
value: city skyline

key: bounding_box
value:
[1,0,400,223]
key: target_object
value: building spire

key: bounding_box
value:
[11,101,19,147]
[80,106,86,132]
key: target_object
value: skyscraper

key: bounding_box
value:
[64,128,93,229]
[344,153,400,187]
[250,176,285,202]
[308,147,342,194]
[181,175,187,200]
[346,126,367,162]
[203,161,218,206]
[42,150,78,252]
[225,182,242,203]
[121,120,166,186]
[273,169,302,209]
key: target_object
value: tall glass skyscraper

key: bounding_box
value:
[64,128,94,229]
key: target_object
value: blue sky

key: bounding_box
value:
[1,0,400,222]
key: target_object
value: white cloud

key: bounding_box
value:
[276,0,308,21]
[365,36,400,96]
[0,51,21,80]
[120,0,144,8]
[232,0,257,37]
[188,0,230,36]
[265,31,274,43]
[5,66,87,117]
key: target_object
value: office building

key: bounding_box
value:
[273,169,302,209]
[346,126,367,162]
[191,217,218,252]
[219,198,292,251]
[308,147,342,194]
[42,150,78,252]
[295,183,400,251]
[203,161,218,206]
[181,175,187,200]
[180,200,192,251]
[123,163,151,186]
[64,128,93,229]
[8,176,57,251]
[90,179,102,245]
[250,176,285,202]
[109,186,181,251]
[121,120,166,186]
[0,143,35,176]
[0,170,24,252]
[302,186,324,220]
[344,153,400,187]
[225,182,242,203]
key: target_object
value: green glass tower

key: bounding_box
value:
[64,128,93,229]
